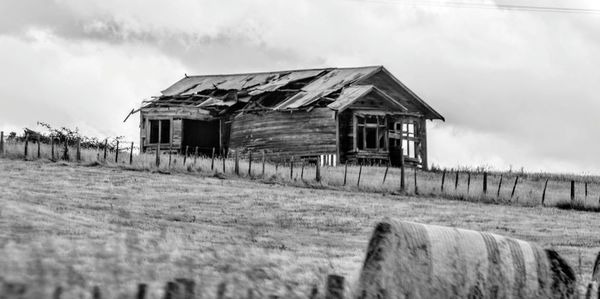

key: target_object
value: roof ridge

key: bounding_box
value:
[182,65,383,79]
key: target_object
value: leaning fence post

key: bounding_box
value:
[76,138,81,162]
[136,283,147,299]
[382,162,389,184]
[316,157,321,182]
[115,140,119,163]
[483,172,488,194]
[104,139,108,162]
[542,178,549,206]
[571,180,575,201]
[325,274,345,299]
[211,147,215,170]
[129,142,134,165]
[24,135,29,159]
[290,156,294,179]
[248,151,253,177]
[440,169,446,192]
[511,176,519,200]
[0,131,3,156]
[497,174,503,198]
[37,135,41,159]
[357,162,363,187]
[301,159,305,180]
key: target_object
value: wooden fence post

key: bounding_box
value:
[248,151,253,177]
[440,169,446,192]
[316,157,321,182]
[168,143,172,168]
[483,172,488,194]
[37,135,41,159]
[571,180,575,201]
[24,135,29,159]
[262,151,266,177]
[155,141,160,167]
[135,283,147,299]
[129,142,134,165]
[510,176,519,200]
[343,163,348,186]
[211,147,215,170]
[400,155,405,191]
[382,162,389,184]
[325,274,345,299]
[542,178,549,206]
[76,138,81,162]
[467,172,471,194]
[183,145,189,165]
[51,138,55,161]
[0,131,3,156]
[194,146,198,166]
[290,156,294,179]
[63,138,69,161]
[357,162,363,187]
[414,168,418,194]
[104,139,108,162]
[585,182,588,199]
[222,149,226,173]
[234,150,240,175]
[454,170,459,190]
[115,140,119,163]
[497,174,503,198]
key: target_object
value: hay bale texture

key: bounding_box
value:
[356,219,577,299]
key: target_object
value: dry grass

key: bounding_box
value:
[0,158,599,298]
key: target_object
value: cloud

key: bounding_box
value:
[1,0,599,173]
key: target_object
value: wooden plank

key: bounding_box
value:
[420,118,428,170]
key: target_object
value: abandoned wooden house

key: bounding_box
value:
[133,66,444,168]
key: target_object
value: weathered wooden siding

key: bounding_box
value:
[172,119,182,148]
[229,108,336,158]
[359,70,422,113]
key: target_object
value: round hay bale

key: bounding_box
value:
[356,219,577,299]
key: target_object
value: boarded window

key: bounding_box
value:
[149,120,170,143]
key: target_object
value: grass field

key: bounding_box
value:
[1,158,599,298]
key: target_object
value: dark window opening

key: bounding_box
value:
[149,119,170,144]
[366,127,377,149]
[182,119,220,155]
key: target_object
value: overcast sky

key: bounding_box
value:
[1,0,599,174]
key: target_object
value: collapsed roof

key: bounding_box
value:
[141,66,444,120]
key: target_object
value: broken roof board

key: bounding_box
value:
[274,66,380,110]
[327,85,408,112]
[248,69,326,94]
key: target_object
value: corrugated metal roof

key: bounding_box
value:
[274,66,380,109]
[326,85,374,111]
